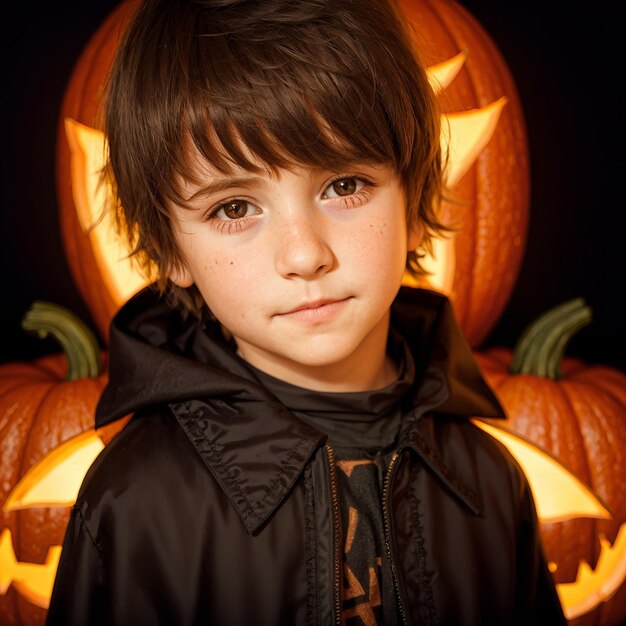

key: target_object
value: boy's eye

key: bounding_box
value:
[213,200,256,220]
[323,177,363,198]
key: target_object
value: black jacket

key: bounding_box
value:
[46,286,566,626]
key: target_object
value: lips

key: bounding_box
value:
[277,297,352,322]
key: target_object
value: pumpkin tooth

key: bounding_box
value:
[556,524,626,620]
[0,528,16,594]
[426,50,468,94]
[0,528,62,609]
[440,97,508,188]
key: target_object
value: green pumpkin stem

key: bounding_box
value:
[510,298,592,379]
[21,301,102,381]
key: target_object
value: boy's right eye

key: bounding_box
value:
[209,199,260,221]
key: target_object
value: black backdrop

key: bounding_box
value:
[2,1,625,371]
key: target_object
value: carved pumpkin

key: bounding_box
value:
[0,303,125,625]
[55,0,529,347]
[474,299,626,626]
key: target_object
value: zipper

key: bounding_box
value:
[325,444,343,626]
[382,451,408,626]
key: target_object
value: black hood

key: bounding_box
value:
[96,285,504,429]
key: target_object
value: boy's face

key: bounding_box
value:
[168,153,420,392]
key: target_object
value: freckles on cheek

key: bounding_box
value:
[354,222,389,258]
[358,219,406,272]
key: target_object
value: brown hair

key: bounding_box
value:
[104,0,451,314]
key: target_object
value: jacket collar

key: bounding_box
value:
[168,397,325,533]
[97,285,504,532]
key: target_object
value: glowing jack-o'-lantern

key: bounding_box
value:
[0,303,127,624]
[475,299,626,626]
[56,0,528,347]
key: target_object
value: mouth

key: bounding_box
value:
[277,297,352,322]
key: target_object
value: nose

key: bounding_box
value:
[274,213,334,279]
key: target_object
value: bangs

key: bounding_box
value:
[181,64,396,178]
[156,0,417,201]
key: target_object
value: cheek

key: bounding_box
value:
[194,249,264,319]
[344,216,407,275]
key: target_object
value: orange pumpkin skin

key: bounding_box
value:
[0,352,124,626]
[56,0,528,347]
[398,0,530,348]
[474,348,626,626]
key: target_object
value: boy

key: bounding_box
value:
[46,0,566,624]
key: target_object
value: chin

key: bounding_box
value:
[282,339,363,368]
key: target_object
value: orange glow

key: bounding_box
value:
[0,528,61,609]
[427,50,468,94]
[555,523,626,620]
[474,419,626,618]
[473,420,611,522]
[65,118,147,305]
[4,430,104,511]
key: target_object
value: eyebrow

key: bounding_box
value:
[186,176,265,202]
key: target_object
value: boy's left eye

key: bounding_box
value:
[322,177,364,198]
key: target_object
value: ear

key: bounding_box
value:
[168,262,194,288]
[407,221,424,252]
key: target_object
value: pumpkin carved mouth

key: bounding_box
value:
[554,524,626,621]
[0,528,61,609]
[1,421,129,609]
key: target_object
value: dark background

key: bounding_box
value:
[2,1,625,371]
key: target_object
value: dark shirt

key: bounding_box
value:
[245,329,415,625]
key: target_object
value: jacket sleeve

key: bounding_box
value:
[514,474,568,626]
[45,505,107,626]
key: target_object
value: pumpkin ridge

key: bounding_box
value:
[558,380,623,570]
[571,371,626,405]
[412,1,459,70]
[0,373,55,398]
[565,377,626,411]
[544,380,604,577]
[551,380,594,487]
